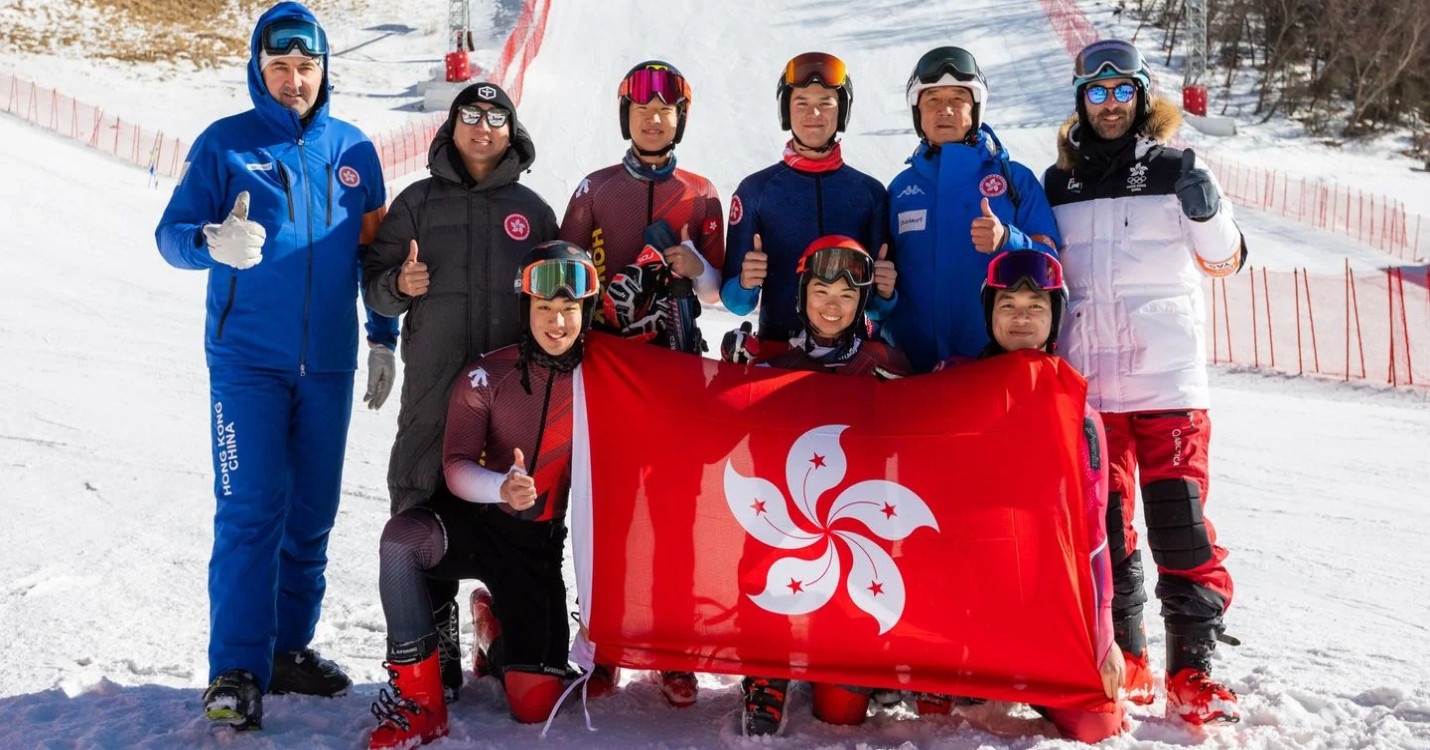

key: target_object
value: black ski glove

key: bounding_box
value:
[720,321,761,364]
[1174,149,1221,222]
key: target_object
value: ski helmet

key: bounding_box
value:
[618,60,692,149]
[514,240,601,336]
[906,46,988,143]
[1072,39,1153,126]
[795,235,875,336]
[777,52,853,135]
[980,249,1066,354]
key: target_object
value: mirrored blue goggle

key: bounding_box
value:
[261,19,328,57]
[1085,82,1138,105]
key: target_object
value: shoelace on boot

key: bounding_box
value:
[744,678,787,718]
[370,663,423,731]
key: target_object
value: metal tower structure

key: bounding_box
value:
[1184,0,1208,87]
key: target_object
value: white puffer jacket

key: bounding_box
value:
[1043,100,1244,413]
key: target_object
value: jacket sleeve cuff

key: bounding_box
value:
[867,289,897,320]
[720,276,759,316]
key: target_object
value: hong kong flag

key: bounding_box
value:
[569,333,1110,712]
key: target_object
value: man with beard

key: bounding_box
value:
[1042,39,1247,726]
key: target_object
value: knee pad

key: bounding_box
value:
[504,669,564,724]
[811,683,869,726]
[1143,479,1212,571]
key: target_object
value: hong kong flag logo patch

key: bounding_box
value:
[979,174,1008,198]
[729,195,744,226]
[338,166,361,187]
[504,213,531,241]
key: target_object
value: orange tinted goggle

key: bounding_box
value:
[519,258,599,300]
[783,52,848,88]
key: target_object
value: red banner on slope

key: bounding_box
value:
[576,333,1108,711]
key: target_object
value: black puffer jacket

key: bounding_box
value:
[363,100,559,514]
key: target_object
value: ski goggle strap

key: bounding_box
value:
[519,258,600,300]
[1073,40,1144,83]
[985,250,1064,291]
[783,52,848,88]
[260,18,328,57]
[799,245,874,288]
[913,46,981,85]
[1085,83,1138,105]
[619,67,691,106]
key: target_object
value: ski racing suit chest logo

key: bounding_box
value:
[1126,162,1149,193]
[723,425,939,634]
[896,183,925,199]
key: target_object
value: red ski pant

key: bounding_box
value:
[1102,409,1233,608]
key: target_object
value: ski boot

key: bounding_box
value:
[270,648,351,697]
[659,670,699,707]
[1114,606,1155,704]
[434,598,463,703]
[369,636,448,750]
[584,663,620,699]
[470,586,499,678]
[740,676,789,737]
[1165,625,1241,725]
[1122,649,1156,705]
[204,669,262,730]
[812,683,869,725]
[914,692,953,715]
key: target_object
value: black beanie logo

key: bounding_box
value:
[477,85,497,100]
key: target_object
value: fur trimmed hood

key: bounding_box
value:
[1056,95,1183,171]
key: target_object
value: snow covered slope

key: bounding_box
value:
[2,0,1429,748]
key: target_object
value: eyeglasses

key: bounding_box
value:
[798,243,873,288]
[783,52,848,89]
[457,105,510,128]
[1084,83,1138,105]
[619,67,691,106]
[260,18,328,57]
[985,250,1064,291]
[1073,39,1145,82]
[519,258,599,300]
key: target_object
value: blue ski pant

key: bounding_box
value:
[207,366,354,689]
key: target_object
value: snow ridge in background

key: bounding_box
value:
[2,0,1429,748]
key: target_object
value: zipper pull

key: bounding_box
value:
[300,363,306,377]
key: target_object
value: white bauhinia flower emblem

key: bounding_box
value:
[724,425,939,634]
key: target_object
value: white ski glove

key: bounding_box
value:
[364,342,395,410]
[203,191,266,269]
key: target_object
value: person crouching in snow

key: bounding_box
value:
[922,249,1127,742]
[366,242,599,749]
[720,235,909,737]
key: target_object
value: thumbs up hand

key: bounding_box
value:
[739,233,768,290]
[872,243,897,300]
[970,197,1006,254]
[1174,148,1221,222]
[203,191,266,269]
[664,223,703,279]
[500,448,537,510]
[397,239,430,297]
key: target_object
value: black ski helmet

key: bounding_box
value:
[514,240,601,336]
[906,46,988,144]
[776,52,853,134]
[979,249,1066,354]
[618,60,692,147]
[1072,39,1153,131]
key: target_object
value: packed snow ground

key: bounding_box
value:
[2,0,1430,748]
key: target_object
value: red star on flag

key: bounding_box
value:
[810,453,826,469]
[868,580,884,596]
[881,502,897,519]
[787,579,804,594]
[751,498,767,515]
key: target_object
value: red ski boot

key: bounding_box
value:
[811,683,869,725]
[1122,649,1156,705]
[1166,669,1240,725]
[368,643,448,750]
[659,670,699,707]
[585,663,620,699]
[469,587,498,678]
[505,669,565,724]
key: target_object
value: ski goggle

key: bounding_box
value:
[519,258,600,300]
[798,244,873,288]
[985,250,1064,291]
[457,105,510,128]
[260,18,328,58]
[911,46,982,86]
[1073,39,1145,83]
[619,67,691,106]
[783,52,848,88]
[1084,82,1138,105]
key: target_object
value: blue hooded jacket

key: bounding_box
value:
[155,2,395,373]
[885,124,1060,371]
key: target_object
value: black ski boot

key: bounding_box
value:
[1165,621,1241,724]
[740,676,789,737]
[433,598,463,703]
[270,648,352,697]
[204,669,262,730]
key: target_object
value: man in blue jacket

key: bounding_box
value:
[886,47,1061,372]
[720,52,895,362]
[155,2,396,730]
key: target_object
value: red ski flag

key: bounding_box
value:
[571,333,1109,711]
